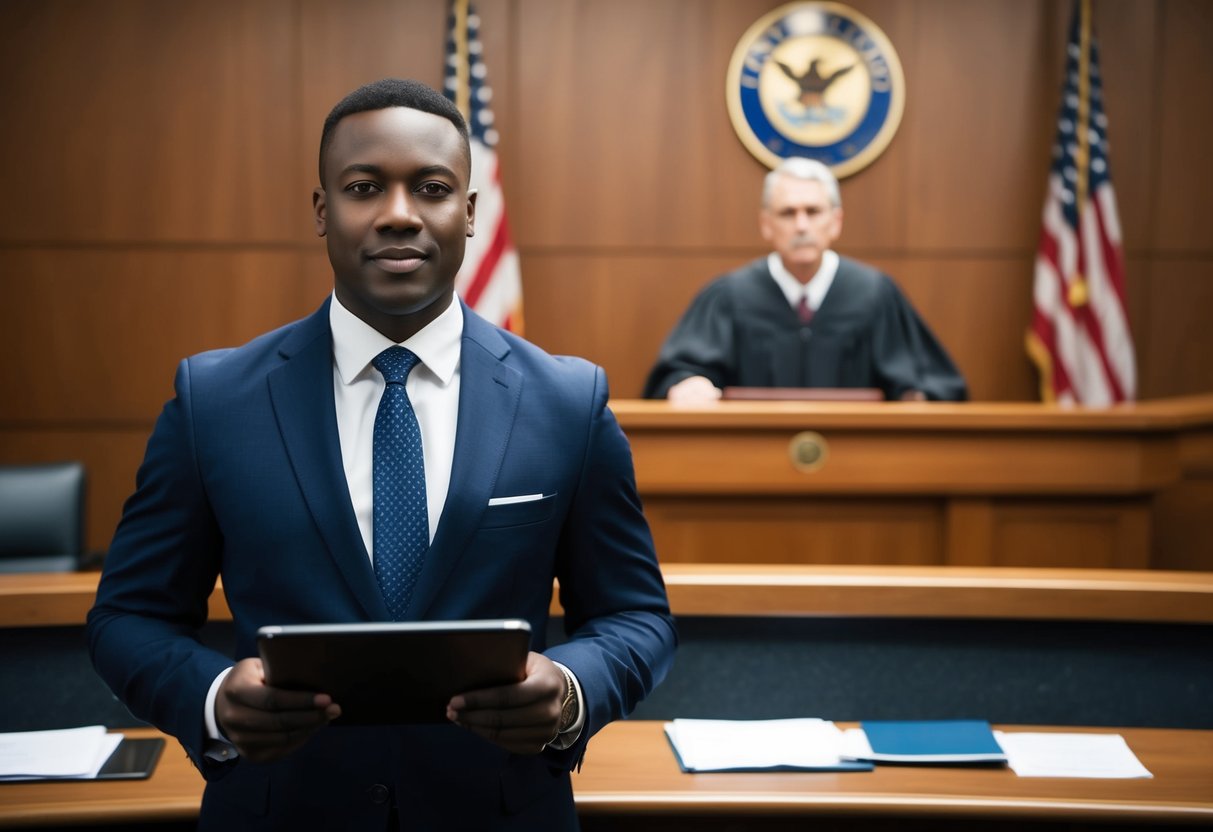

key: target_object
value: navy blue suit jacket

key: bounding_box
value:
[88,299,676,831]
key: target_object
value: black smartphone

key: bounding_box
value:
[95,737,165,780]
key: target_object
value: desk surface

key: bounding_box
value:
[575,722,1213,824]
[1,723,1210,828]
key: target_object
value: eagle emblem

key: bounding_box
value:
[726,2,905,177]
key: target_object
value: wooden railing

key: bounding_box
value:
[6,565,1213,628]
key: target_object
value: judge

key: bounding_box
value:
[643,157,967,403]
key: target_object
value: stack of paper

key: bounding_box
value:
[663,718,873,773]
[995,732,1153,778]
[0,725,123,781]
[841,720,1008,764]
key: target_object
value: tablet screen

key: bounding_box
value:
[257,619,532,726]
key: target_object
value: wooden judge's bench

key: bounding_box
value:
[611,393,1213,572]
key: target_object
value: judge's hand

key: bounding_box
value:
[899,389,927,401]
[215,658,341,764]
[446,651,566,755]
[667,375,723,405]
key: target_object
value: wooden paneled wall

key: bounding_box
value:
[1,0,1211,552]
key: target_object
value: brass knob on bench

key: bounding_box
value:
[788,431,829,473]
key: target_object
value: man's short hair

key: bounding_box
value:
[762,157,842,209]
[318,78,470,186]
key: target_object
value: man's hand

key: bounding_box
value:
[667,375,723,405]
[215,657,341,764]
[446,652,566,755]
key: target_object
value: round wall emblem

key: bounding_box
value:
[726,2,905,177]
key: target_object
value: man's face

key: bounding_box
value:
[314,107,475,342]
[759,176,842,282]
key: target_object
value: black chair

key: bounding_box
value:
[0,461,88,573]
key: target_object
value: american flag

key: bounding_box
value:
[444,0,524,333]
[1027,0,1135,405]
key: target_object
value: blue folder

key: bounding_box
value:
[854,720,1007,764]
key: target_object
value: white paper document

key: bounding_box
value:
[664,718,864,772]
[0,725,123,780]
[994,731,1153,778]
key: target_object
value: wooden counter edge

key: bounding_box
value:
[4,566,1213,628]
[608,394,1213,433]
[571,793,1213,822]
[3,725,1211,827]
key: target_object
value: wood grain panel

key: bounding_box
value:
[297,0,469,194]
[1153,0,1213,252]
[990,499,1151,569]
[513,0,766,250]
[1152,426,1213,570]
[873,256,1037,402]
[1139,260,1213,399]
[520,252,757,397]
[903,0,1055,250]
[645,497,943,565]
[1088,0,1159,255]
[0,429,154,554]
[944,497,995,565]
[0,249,333,422]
[0,0,302,243]
[1153,480,1213,572]
[628,428,1176,496]
[1124,256,1151,401]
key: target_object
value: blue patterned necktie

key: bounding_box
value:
[371,346,428,620]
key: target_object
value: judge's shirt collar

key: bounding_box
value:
[329,291,464,388]
[767,250,840,314]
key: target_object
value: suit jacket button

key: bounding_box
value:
[368,784,390,805]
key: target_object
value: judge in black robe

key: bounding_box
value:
[643,255,968,401]
[643,156,967,403]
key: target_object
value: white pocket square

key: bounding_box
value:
[487,493,547,506]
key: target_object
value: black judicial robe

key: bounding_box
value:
[643,257,968,401]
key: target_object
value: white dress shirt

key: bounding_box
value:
[330,291,462,553]
[767,249,839,315]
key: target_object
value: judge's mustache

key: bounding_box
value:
[789,234,821,249]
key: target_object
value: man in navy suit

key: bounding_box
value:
[87,78,676,831]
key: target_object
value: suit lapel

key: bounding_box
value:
[267,301,389,620]
[407,306,521,619]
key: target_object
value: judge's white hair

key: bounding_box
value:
[762,157,841,209]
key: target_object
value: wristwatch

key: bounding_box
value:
[557,665,579,733]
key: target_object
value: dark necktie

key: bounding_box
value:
[797,294,814,325]
[371,346,428,620]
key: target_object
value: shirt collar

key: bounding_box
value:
[329,292,463,387]
[767,249,839,312]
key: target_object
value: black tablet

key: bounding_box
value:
[256,619,532,726]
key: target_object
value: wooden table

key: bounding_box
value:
[574,721,1213,828]
[2,723,1210,829]
[0,729,200,829]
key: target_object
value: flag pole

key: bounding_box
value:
[452,0,471,120]
[1068,0,1091,309]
